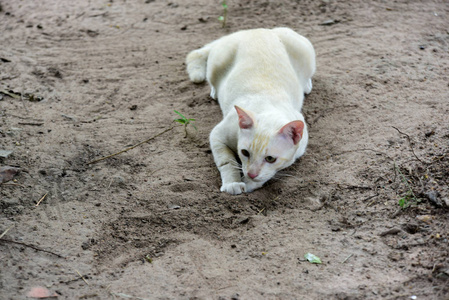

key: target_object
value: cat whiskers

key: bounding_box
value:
[227,160,246,181]
[272,172,295,181]
[229,160,243,171]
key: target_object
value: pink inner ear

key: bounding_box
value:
[279,120,304,145]
[235,106,254,129]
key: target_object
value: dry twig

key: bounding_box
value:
[35,192,48,206]
[0,239,66,258]
[392,126,430,164]
[331,148,393,161]
[18,122,44,126]
[363,194,379,206]
[87,126,175,165]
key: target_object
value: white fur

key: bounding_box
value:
[186,28,316,194]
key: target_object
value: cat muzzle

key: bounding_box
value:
[247,172,258,179]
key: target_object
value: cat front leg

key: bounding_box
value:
[210,125,246,195]
[214,146,246,195]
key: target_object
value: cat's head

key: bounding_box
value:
[235,106,304,191]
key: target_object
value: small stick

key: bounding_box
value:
[149,168,163,176]
[0,239,66,258]
[35,192,48,206]
[18,122,44,126]
[257,208,265,215]
[0,90,20,99]
[0,225,14,239]
[390,208,402,219]
[0,182,23,186]
[110,292,151,300]
[20,87,29,112]
[75,269,89,286]
[87,126,175,165]
[307,180,372,190]
[107,178,114,189]
[379,228,401,237]
[79,294,98,299]
[364,194,379,206]
[342,254,353,263]
[331,148,392,160]
[367,197,378,207]
[392,126,429,164]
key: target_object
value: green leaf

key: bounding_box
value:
[218,16,224,21]
[174,110,186,119]
[173,109,197,136]
[144,255,153,263]
[304,252,322,264]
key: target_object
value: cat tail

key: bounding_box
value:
[186,43,214,83]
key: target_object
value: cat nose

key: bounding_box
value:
[247,172,258,179]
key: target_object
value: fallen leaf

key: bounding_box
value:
[304,252,322,264]
[0,166,20,183]
[416,215,433,223]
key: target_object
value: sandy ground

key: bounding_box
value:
[1,0,448,299]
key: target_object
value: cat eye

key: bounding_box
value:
[265,156,277,163]
[241,149,250,157]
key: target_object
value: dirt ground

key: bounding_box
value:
[1,0,448,299]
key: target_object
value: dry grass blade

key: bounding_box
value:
[75,269,89,285]
[110,292,152,300]
[342,254,353,263]
[0,225,14,239]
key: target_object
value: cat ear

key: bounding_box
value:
[235,106,254,129]
[279,120,304,145]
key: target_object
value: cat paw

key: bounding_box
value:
[220,182,246,195]
[210,86,217,99]
[244,180,264,193]
[304,78,313,94]
[189,71,206,83]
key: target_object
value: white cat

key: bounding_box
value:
[186,28,316,195]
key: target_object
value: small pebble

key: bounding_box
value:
[425,191,441,207]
